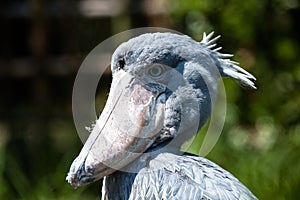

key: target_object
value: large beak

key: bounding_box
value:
[66,70,165,188]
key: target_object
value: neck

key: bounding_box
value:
[101,133,198,200]
[101,148,180,200]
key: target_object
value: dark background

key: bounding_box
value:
[0,0,299,199]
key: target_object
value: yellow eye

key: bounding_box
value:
[149,64,164,77]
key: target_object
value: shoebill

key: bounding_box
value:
[66,32,258,200]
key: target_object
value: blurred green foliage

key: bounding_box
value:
[0,0,299,199]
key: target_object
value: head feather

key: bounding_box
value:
[200,32,256,89]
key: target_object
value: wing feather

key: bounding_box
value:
[124,153,257,200]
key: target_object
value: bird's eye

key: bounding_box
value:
[117,59,125,70]
[148,64,164,77]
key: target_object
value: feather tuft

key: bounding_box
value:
[199,32,256,89]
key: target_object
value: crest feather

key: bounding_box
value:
[200,32,256,89]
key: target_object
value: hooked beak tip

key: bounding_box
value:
[66,165,82,189]
[66,173,79,189]
[66,159,96,189]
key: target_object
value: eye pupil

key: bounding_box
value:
[151,67,160,75]
[149,65,163,77]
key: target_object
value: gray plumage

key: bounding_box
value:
[66,32,258,200]
[103,153,256,200]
